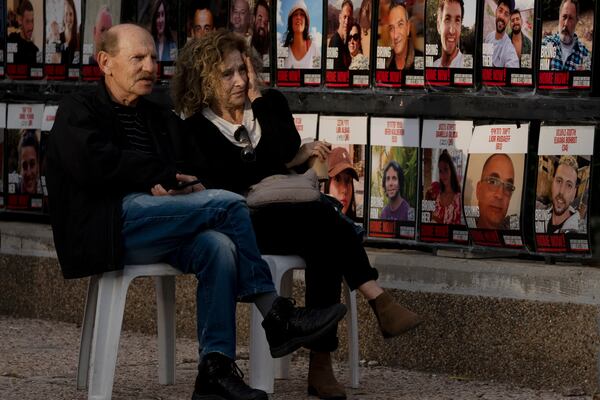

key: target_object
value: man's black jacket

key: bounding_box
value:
[47,81,179,279]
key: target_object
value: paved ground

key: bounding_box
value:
[0,315,594,400]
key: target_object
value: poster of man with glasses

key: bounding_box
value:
[462,123,528,248]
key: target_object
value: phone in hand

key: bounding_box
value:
[176,179,203,190]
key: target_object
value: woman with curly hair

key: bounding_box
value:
[172,29,422,400]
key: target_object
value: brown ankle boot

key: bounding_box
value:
[369,291,423,338]
[307,351,347,399]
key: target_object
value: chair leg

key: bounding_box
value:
[88,271,130,400]
[155,275,176,385]
[77,275,100,390]
[249,304,275,393]
[274,270,294,380]
[343,282,360,389]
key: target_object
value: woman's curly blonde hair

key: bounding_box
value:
[172,29,262,118]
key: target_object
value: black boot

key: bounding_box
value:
[262,297,347,358]
[192,353,267,400]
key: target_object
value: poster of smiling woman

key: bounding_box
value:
[276,0,323,86]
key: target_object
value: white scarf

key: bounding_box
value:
[202,101,262,148]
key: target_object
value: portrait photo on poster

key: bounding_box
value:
[538,0,594,90]
[44,0,82,66]
[6,129,44,210]
[425,0,476,68]
[82,0,121,67]
[535,154,590,235]
[276,0,323,86]
[6,0,44,77]
[463,153,525,231]
[375,0,424,87]
[323,144,366,222]
[370,146,418,223]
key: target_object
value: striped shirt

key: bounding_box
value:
[112,103,157,156]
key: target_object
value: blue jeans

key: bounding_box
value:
[121,189,275,359]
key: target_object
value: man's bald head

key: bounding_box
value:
[99,23,152,56]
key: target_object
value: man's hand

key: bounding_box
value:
[285,140,331,169]
[151,173,206,196]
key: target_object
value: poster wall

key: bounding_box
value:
[375,0,424,88]
[463,123,528,248]
[424,0,476,88]
[538,0,594,90]
[0,103,6,208]
[1,1,5,78]
[534,124,594,253]
[319,115,367,223]
[481,0,535,88]
[276,0,323,86]
[368,117,419,239]
[420,119,473,244]
[6,0,44,79]
[5,103,44,211]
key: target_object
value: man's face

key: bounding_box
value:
[19,10,35,41]
[388,6,409,57]
[20,145,38,194]
[94,11,113,47]
[551,163,578,217]
[476,155,515,229]
[254,5,269,38]
[495,3,510,34]
[510,12,521,34]
[339,4,353,35]
[384,167,400,201]
[101,27,157,104]
[193,9,214,38]
[437,1,462,57]
[559,0,577,45]
[231,0,250,33]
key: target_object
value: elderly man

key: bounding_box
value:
[476,154,515,229]
[251,0,270,55]
[541,0,590,71]
[7,0,39,64]
[484,0,519,68]
[433,0,464,68]
[329,0,353,69]
[386,2,415,70]
[191,5,215,39]
[46,24,345,400]
[544,155,581,233]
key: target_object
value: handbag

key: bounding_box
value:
[245,169,321,208]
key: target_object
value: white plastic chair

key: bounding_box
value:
[77,263,182,400]
[249,255,360,393]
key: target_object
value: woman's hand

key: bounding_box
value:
[285,140,331,168]
[244,54,262,103]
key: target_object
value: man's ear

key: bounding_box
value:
[97,51,111,75]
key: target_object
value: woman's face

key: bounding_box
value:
[20,145,39,194]
[64,1,75,31]
[330,170,354,215]
[348,26,360,57]
[214,49,248,111]
[156,2,166,36]
[291,9,307,34]
[438,160,451,189]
